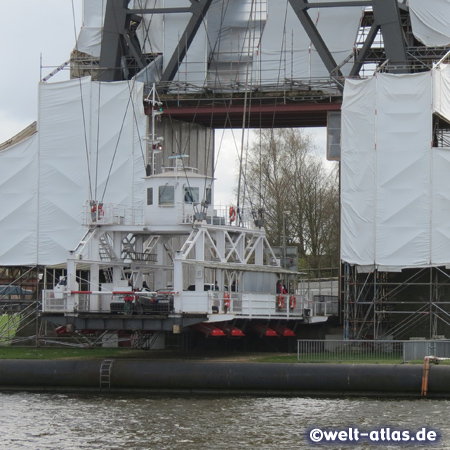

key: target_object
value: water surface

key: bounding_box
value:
[0,393,447,449]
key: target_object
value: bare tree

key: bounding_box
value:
[242,128,339,269]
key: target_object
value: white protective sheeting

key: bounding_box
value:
[77,0,161,57]
[408,0,450,47]
[135,0,163,55]
[0,134,39,265]
[164,4,208,86]
[433,63,450,123]
[207,0,266,87]
[0,78,146,266]
[246,0,364,84]
[340,77,377,266]
[375,73,432,268]
[255,2,313,84]
[312,2,364,77]
[76,0,105,57]
[341,68,450,270]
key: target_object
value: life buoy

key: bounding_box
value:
[229,206,236,222]
[224,292,231,308]
[277,294,285,309]
[289,295,296,310]
[91,204,104,218]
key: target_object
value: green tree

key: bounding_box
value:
[242,128,339,270]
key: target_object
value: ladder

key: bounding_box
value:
[99,359,115,390]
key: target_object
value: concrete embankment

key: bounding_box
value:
[0,360,449,397]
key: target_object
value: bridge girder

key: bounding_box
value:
[98,0,411,85]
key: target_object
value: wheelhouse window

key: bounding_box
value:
[159,185,174,206]
[184,187,199,203]
[205,188,212,205]
[147,187,153,205]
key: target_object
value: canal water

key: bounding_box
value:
[0,393,448,449]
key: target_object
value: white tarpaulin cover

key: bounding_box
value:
[256,0,364,83]
[341,66,450,270]
[0,134,39,265]
[433,63,450,123]
[76,1,105,57]
[407,0,450,47]
[77,0,161,57]
[0,78,146,266]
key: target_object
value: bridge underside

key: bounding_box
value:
[149,94,342,129]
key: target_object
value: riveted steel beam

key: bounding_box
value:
[99,0,131,81]
[349,22,380,77]
[372,0,407,71]
[160,0,214,86]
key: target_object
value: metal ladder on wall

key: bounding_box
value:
[99,359,115,390]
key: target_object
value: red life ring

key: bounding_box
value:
[229,206,236,222]
[224,292,231,308]
[91,204,104,217]
[277,294,285,309]
[289,295,296,310]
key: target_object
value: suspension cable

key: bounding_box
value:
[71,0,93,202]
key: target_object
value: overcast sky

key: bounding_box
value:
[0,1,82,142]
[0,1,328,205]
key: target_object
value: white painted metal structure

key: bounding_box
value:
[41,154,327,323]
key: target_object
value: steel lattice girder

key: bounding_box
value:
[98,0,410,83]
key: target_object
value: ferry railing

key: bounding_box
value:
[309,299,339,317]
[78,291,175,314]
[42,288,335,318]
[83,201,145,226]
[42,290,68,312]
[181,206,258,229]
[42,291,102,313]
[162,166,198,174]
[42,290,175,314]
[208,292,308,318]
[297,339,450,363]
[184,291,333,318]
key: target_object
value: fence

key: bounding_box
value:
[297,339,450,363]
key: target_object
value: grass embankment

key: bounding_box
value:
[0,315,20,344]
[0,347,151,360]
[0,347,443,364]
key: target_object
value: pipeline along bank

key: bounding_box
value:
[0,360,449,398]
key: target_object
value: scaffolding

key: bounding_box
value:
[343,265,450,341]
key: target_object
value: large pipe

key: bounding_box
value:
[1,360,450,397]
